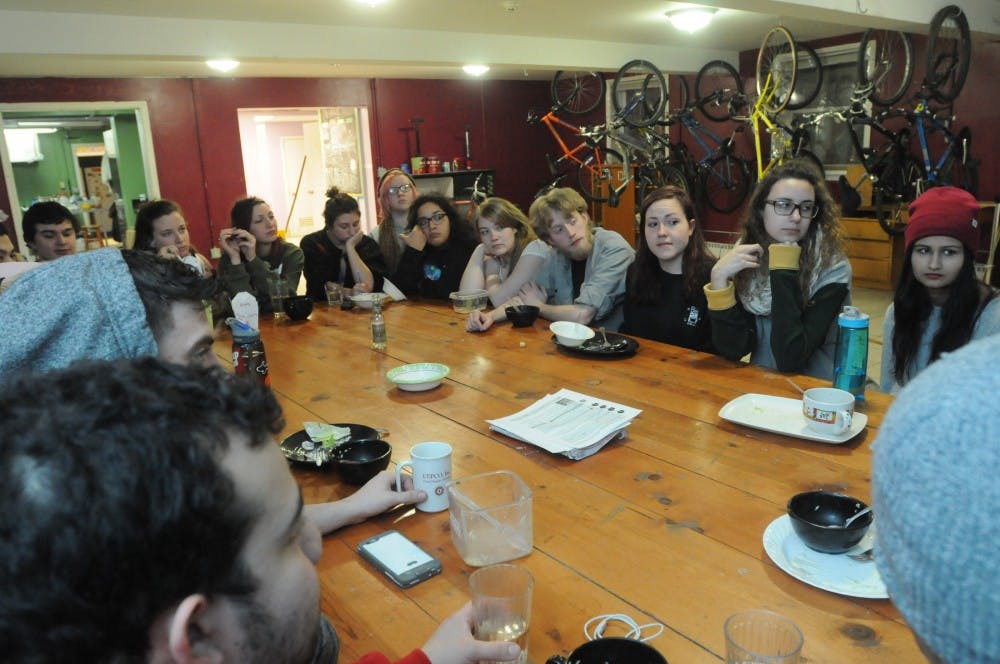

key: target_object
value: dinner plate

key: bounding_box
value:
[550,333,639,358]
[718,393,867,444]
[763,514,886,599]
[280,423,380,467]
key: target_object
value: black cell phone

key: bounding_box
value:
[358,530,442,588]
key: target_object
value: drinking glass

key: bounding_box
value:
[469,564,533,664]
[267,275,287,319]
[724,610,803,663]
[325,282,343,306]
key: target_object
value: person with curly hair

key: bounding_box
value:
[705,159,851,378]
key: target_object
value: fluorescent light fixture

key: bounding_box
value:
[206,59,239,73]
[462,64,490,77]
[666,7,717,33]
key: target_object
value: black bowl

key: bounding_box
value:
[787,490,873,554]
[283,295,314,321]
[547,638,668,664]
[331,440,391,485]
[505,305,539,328]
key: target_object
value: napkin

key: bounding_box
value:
[382,277,406,302]
[303,421,352,449]
[231,292,259,330]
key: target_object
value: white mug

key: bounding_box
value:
[802,387,854,436]
[395,442,453,512]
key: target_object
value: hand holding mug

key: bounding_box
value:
[395,442,452,512]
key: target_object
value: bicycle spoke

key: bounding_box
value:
[857,29,913,107]
[551,71,606,115]
[702,155,750,214]
[756,26,797,115]
[694,60,742,122]
[612,60,667,128]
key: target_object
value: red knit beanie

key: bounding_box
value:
[905,186,980,253]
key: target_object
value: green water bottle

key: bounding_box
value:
[833,306,869,401]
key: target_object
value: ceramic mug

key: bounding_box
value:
[395,442,453,512]
[802,387,854,436]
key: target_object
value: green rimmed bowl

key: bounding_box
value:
[386,362,450,391]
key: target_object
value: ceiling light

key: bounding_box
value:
[463,64,490,77]
[666,8,717,33]
[206,59,239,73]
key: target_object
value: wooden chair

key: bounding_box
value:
[80,224,106,251]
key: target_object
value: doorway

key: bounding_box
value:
[0,102,158,254]
[236,107,375,247]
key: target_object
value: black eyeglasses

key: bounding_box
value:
[417,211,447,228]
[388,184,412,195]
[766,198,819,218]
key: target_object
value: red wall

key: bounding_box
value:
[0,76,552,253]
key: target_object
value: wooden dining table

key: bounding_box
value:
[217,299,923,662]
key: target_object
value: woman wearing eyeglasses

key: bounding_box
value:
[372,168,420,274]
[704,160,851,379]
[390,193,478,300]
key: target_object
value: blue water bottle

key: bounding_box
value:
[833,306,869,401]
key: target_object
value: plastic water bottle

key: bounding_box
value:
[371,296,387,350]
[833,306,869,401]
[227,318,270,385]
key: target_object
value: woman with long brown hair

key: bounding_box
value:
[371,168,419,274]
[621,185,715,351]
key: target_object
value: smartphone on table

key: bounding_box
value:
[358,530,442,588]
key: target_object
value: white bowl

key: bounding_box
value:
[448,289,489,313]
[351,292,388,309]
[386,362,450,391]
[550,321,595,347]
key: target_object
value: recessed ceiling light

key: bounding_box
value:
[355,0,388,6]
[463,64,490,77]
[666,8,717,33]
[206,59,239,73]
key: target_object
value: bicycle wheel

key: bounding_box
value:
[943,127,979,196]
[926,5,970,103]
[551,71,606,115]
[874,155,924,236]
[612,60,668,128]
[695,60,742,122]
[576,147,624,203]
[702,154,751,214]
[756,26,797,115]
[785,43,823,110]
[857,29,913,107]
[672,74,690,112]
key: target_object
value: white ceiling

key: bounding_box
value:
[0,0,996,80]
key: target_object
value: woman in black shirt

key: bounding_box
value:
[622,185,716,352]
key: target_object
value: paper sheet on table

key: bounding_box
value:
[487,388,641,460]
[382,277,406,301]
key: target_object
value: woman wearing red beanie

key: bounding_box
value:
[880,186,999,392]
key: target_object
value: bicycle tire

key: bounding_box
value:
[757,26,797,115]
[551,71,606,115]
[857,29,913,107]
[612,60,668,128]
[695,60,742,122]
[785,43,823,110]
[926,5,971,103]
[702,154,751,214]
[874,154,924,236]
[943,127,978,196]
[576,147,624,204]
[673,74,690,112]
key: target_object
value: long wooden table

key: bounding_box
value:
[218,300,923,662]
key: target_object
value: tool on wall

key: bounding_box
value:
[410,117,425,173]
[463,123,472,169]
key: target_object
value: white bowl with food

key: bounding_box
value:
[550,321,595,348]
[386,362,450,391]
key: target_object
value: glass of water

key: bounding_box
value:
[724,609,803,663]
[469,563,533,664]
[267,275,288,319]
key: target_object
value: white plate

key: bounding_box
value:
[763,514,886,599]
[718,393,867,444]
[386,362,450,391]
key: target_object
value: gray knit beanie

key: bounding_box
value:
[873,333,1000,662]
[0,248,157,374]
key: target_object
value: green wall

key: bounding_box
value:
[112,114,148,229]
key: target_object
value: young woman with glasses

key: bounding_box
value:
[704,159,851,379]
[372,168,420,274]
[390,193,478,299]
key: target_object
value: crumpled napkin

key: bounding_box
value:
[302,422,352,449]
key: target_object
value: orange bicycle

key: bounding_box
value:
[528,106,623,205]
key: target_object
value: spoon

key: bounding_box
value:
[843,506,873,527]
[599,326,609,349]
